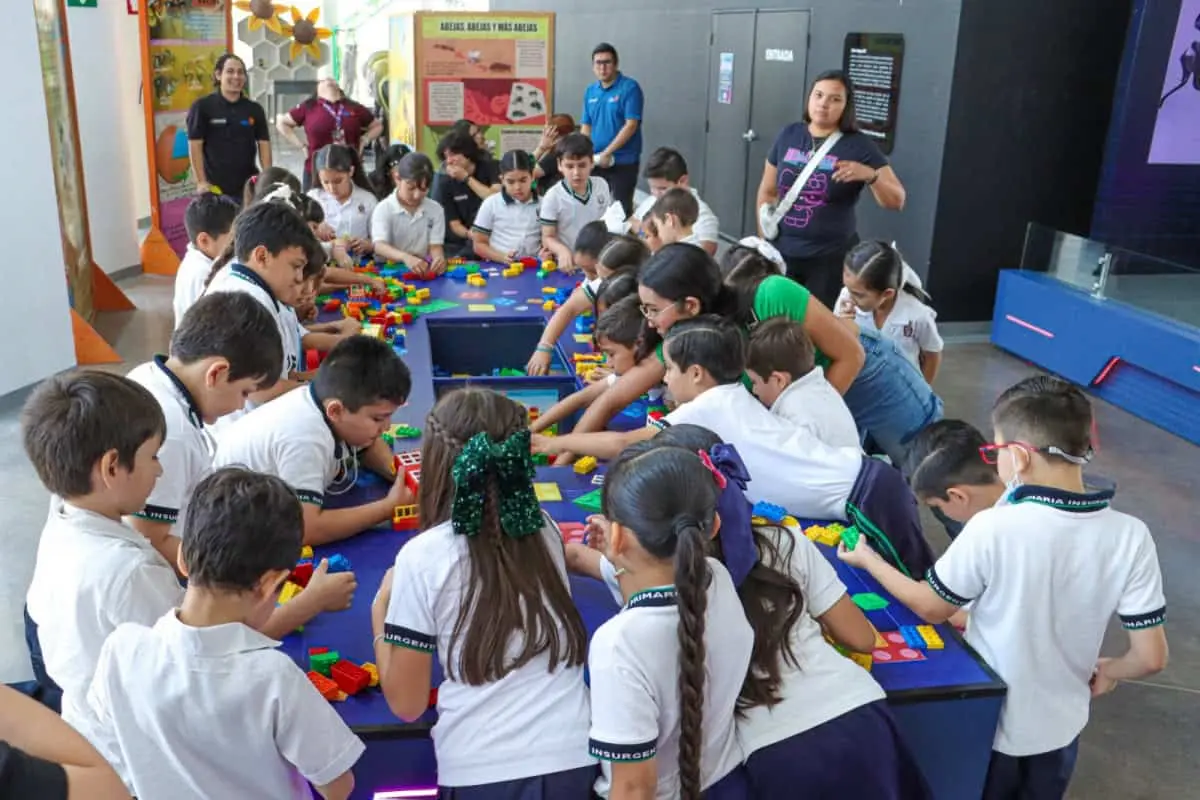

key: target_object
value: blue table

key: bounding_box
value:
[290,265,1004,799]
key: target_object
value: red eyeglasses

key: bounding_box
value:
[979,441,1092,466]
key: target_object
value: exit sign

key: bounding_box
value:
[67,0,98,7]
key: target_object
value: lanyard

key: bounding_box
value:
[320,100,350,144]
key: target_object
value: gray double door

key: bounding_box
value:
[702,9,811,239]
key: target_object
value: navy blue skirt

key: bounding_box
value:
[745,701,931,799]
[847,456,936,578]
[437,764,598,799]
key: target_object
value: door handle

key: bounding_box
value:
[742,129,758,142]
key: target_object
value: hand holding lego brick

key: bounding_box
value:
[530,432,564,455]
[526,348,552,376]
[304,558,358,612]
[386,470,415,507]
[837,537,881,569]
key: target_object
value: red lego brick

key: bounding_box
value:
[520,257,538,268]
[322,298,342,312]
[429,687,438,707]
[404,466,421,494]
[330,660,371,695]
[307,670,345,701]
[291,561,314,588]
[308,646,329,655]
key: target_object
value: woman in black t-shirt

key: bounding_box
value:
[755,70,906,306]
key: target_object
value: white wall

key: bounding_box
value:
[67,1,146,273]
[0,4,76,394]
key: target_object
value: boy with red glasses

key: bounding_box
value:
[841,375,1168,800]
[903,419,1005,536]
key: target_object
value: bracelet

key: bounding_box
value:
[373,633,386,648]
[536,344,554,354]
[867,170,880,186]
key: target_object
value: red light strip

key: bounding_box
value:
[1004,314,1054,338]
[1092,356,1121,385]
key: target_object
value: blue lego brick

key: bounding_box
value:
[751,501,787,524]
[494,297,516,306]
[898,625,926,649]
[327,554,352,573]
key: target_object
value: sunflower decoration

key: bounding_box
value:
[234,0,287,35]
[284,6,333,63]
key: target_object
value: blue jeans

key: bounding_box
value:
[842,330,943,467]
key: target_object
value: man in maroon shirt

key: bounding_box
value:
[277,67,382,189]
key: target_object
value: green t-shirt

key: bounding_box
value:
[752,275,831,368]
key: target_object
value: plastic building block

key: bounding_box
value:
[841,525,861,551]
[277,581,302,606]
[898,625,927,649]
[308,647,329,655]
[532,452,550,466]
[393,504,419,531]
[542,286,558,295]
[330,660,371,695]
[573,456,598,475]
[917,625,945,649]
[467,274,487,287]
[542,260,557,272]
[848,652,873,671]
[750,501,787,524]
[572,488,603,513]
[308,671,347,702]
[591,473,605,485]
[780,515,799,528]
[322,298,342,312]
[300,545,313,560]
[290,561,313,588]
[542,300,557,312]
[851,592,890,611]
[388,423,421,440]
[362,662,380,688]
[405,467,422,493]
[310,650,340,676]
[327,554,352,573]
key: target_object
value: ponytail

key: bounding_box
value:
[204,240,236,289]
[499,148,535,175]
[312,143,374,196]
[846,239,934,307]
[674,523,709,800]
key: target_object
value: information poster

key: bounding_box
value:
[412,12,554,159]
[388,14,418,148]
[843,33,905,155]
[140,0,231,264]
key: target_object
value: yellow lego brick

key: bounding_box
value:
[542,300,557,311]
[542,260,557,271]
[573,456,598,474]
[278,581,302,606]
[803,524,825,541]
[750,515,769,526]
[849,652,873,671]
[873,628,887,649]
[415,288,430,299]
[542,286,558,295]
[813,527,843,547]
[917,625,945,649]
[300,545,313,560]
[827,522,847,534]
[781,515,799,528]
[362,662,379,688]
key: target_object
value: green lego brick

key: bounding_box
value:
[309,651,340,676]
[841,525,861,551]
[392,424,421,439]
[851,592,890,611]
[532,453,550,466]
[572,488,603,514]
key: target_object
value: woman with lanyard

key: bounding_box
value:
[277,66,382,190]
[754,69,906,307]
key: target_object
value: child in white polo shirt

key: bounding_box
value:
[86,468,365,800]
[371,152,446,277]
[904,419,1005,541]
[540,133,612,272]
[840,376,1169,799]
[214,336,412,545]
[645,188,701,249]
[746,317,860,449]
[590,444,752,798]
[308,143,378,254]
[371,388,595,797]
[173,193,237,328]
[629,147,720,255]
[22,372,178,729]
[470,149,542,262]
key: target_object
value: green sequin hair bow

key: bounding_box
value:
[450,429,543,539]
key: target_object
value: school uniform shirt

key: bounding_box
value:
[309,186,378,241]
[538,177,612,251]
[659,383,861,520]
[737,529,885,757]
[371,193,445,257]
[172,245,214,329]
[834,288,944,369]
[926,486,1167,757]
[127,357,215,536]
[384,516,593,786]
[769,367,860,450]
[471,190,541,258]
[280,306,305,372]
[213,386,342,508]
[86,610,364,799]
[25,500,183,733]
[185,92,270,197]
[589,559,752,799]
[204,263,298,380]
[632,188,720,245]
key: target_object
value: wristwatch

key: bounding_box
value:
[867,169,880,186]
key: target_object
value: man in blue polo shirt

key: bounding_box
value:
[581,43,644,217]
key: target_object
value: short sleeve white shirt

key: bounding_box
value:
[25,500,183,732]
[126,358,215,535]
[661,384,861,519]
[538,177,612,251]
[309,186,378,241]
[85,611,363,798]
[837,289,944,369]
[472,191,541,258]
[926,487,1167,756]
[737,528,885,757]
[213,386,340,507]
[769,368,861,450]
[632,187,720,245]
[371,194,445,256]
[384,516,593,786]
[589,559,752,799]
[173,245,214,329]
[204,264,297,380]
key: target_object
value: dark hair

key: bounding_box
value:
[649,188,699,228]
[394,152,434,189]
[595,269,639,313]
[436,129,483,164]
[603,446,716,800]
[747,317,815,381]
[300,194,324,225]
[803,69,860,134]
[312,143,375,196]
[591,43,619,64]
[644,147,688,182]
[664,316,746,386]
[548,113,575,136]
[421,388,587,684]
[243,166,301,206]
[992,376,1094,463]
[184,193,238,245]
[172,293,283,388]
[646,424,805,712]
[182,468,302,590]
[636,244,733,361]
[845,240,931,305]
[905,420,1000,500]
[555,132,594,161]
[574,220,611,259]
[499,149,535,175]
[232,200,321,265]
[21,371,166,498]
[598,234,650,274]
[718,244,780,327]
[312,336,411,411]
[594,295,643,348]
[451,118,477,135]
[371,144,413,199]
[211,53,246,89]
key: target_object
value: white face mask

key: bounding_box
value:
[995,446,1023,507]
